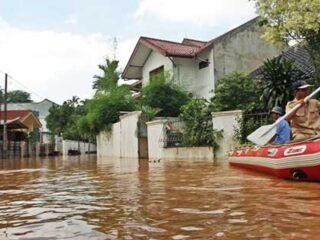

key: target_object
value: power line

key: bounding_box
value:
[6,74,46,101]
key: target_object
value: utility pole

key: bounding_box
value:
[0,87,1,158]
[2,74,7,158]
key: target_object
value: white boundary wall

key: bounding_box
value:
[96,110,241,160]
[146,119,214,160]
[212,110,242,160]
[96,122,120,157]
[62,140,96,155]
[97,111,141,158]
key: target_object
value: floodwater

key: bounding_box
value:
[0,157,320,240]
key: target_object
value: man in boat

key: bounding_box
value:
[286,80,320,141]
[270,106,291,145]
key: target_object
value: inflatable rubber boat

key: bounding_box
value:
[229,138,320,181]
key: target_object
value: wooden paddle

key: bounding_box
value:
[247,86,320,146]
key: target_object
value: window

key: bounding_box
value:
[199,59,209,69]
[149,66,164,80]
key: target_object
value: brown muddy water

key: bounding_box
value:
[0,156,320,240]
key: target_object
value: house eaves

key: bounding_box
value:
[122,37,201,80]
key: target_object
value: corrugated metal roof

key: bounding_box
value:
[250,45,314,79]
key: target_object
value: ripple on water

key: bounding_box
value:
[229,211,246,216]
[173,208,228,215]
[173,186,244,192]
[172,234,190,239]
[180,226,204,231]
[126,223,167,233]
[228,218,248,224]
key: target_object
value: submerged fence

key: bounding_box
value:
[160,119,184,148]
[0,141,55,159]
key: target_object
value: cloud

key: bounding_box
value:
[0,17,135,104]
[64,15,78,25]
[134,0,256,27]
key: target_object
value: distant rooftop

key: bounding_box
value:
[250,45,314,79]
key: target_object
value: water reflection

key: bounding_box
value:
[0,156,320,239]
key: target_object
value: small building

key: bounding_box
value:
[6,99,56,143]
[122,17,284,99]
[0,110,42,141]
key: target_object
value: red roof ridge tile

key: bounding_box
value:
[140,36,197,47]
[183,38,206,43]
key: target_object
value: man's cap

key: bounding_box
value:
[271,106,283,116]
[292,80,312,90]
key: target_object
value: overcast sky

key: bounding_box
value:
[0,0,256,104]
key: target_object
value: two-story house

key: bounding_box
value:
[122,17,284,99]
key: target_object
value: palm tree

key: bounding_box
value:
[259,57,304,109]
[93,58,119,94]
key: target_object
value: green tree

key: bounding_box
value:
[84,86,137,135]
[46,96,88,141]
[93,58,119,94]
[1,90,33,103]
[77,115,96,143]
[140,74,190,117]
[259,57,304,109]
[211,72,261,112]
[252,0,320,82]
[46,102,74,137]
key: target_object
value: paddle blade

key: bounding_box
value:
[247,124,276,146]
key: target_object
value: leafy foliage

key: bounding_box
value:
[259,57,304,109]
[140,74,190,117]
[0,90,33,103]
[93,58,119,94]
[252,0,320,44]
[140,105,162,121]
[210,72,262,112]
[252,0,320,82]
[46,96,89,141]
[179,98,223,150]
[83,86,137,135]
[233,112,272,145]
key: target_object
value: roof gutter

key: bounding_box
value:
[168,56,177,67]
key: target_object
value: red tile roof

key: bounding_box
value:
[0,110,33,121]
[140,37,201,57]
[139,17,258,58]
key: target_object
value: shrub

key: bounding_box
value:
[140,73,190,117]
[210,72,262,112]
[179,98,223,150]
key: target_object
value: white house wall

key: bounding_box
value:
[172,57,196,93]
[142,51,173,86]
[142,51,215,100]
[213,25,282,81]
[194,49,215,99]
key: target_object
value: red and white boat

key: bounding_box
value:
[229,138,320,181]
